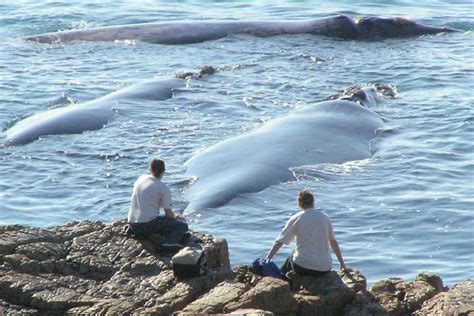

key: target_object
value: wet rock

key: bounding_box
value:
[414,280,474,316]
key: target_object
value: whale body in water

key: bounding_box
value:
[1,67,216,147]
[23,16,455,45]
[184,87,390,210]
[2,78,185,147]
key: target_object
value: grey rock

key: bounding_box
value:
[226,277,296,314]
[414,280,474,316]
[0,297,40,315]
[415,271,446,292]
[289,269,366,316]
[0,219,232,314]
[182,280,250,313]
[345,272,447,315]
[0,220,468,315]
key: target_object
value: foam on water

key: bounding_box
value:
[0,0,473,285]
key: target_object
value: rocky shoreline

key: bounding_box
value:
[0,220,472,315]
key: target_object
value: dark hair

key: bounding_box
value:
[150,157,165,177]
[297,189,314,209]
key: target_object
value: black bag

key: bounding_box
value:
[171,247,206,278]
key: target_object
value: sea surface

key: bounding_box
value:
[0,1,473,286]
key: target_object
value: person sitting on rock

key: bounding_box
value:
[126,156,188,253]
[266,189,347,276]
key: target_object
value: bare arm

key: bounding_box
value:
[164,208,175,219]
[266,241,283,260]
[329,239,347,270]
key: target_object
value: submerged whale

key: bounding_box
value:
[2,67,215,147]
[184,86,392,210]
[23,16,455,45]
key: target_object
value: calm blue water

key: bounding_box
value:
[0,1,473,286]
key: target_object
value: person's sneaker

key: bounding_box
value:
[161,243,184,254]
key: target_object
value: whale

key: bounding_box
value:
[183,86,391,211]
[1,67,215,147]
[23,15,455,45]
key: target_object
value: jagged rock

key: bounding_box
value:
[137,269,233,315]
[368,278,406,315]
[16,242,69,261]
[404,278,438,312]
[0,298,39,315]
[0,227,59,255]
[0,225,26,234]
[415,271,446,293]
[229,309,275,316]
[0,220,468,315]
[343,290,388,316]
[0,220,232,314]
[66,298,137,315]
[345,272,447,315]
[226,276,296,314]
[289,269,366,316]
[182,266,294,315]
[47,220,106,242]
[182,280,250,313]
[29,287,95,311]
[414,280,474,316]
[184,265,366,316]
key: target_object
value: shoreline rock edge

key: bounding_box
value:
[0,220,472,315]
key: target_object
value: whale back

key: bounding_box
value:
[3,105,112,146]
[2,78,186,146]
[22,17,455,45]
[356,17,455,38]
[103,78,185,101]
[184,99,384,210]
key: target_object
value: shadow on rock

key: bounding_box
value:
[0,219,232,315]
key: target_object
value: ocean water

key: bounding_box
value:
[0,1,473,286]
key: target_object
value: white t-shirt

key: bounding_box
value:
[127,174,172,223]
[276,208,336,271]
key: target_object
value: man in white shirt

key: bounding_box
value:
[266,189,347,276]
[127,157,188,252]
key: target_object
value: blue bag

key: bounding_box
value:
[250,258,288,281]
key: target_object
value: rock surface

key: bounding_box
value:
[0,220,471,315]
[414,280,474,316]
[0,220,232,315]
